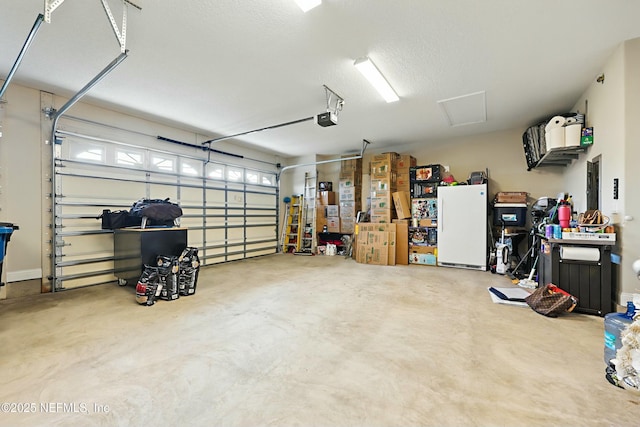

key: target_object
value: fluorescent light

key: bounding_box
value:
[295,0,321,12]
[354,57,399,103]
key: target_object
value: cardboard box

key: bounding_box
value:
[410,245,437,254]
[409,227,437,246]
[371,177,396,192]
[357,223,397,234]
[409,252,437,265]
[339,178,361,189]
[371,152,400,164]
[370,160,396,176]
[370,189,391,199]
[410,181,439,198]
[392,219,409,265]
[356,231,396,265]
[318,191,336,205]
[341,156,363,173]
[396,184,411,194]
[339,186,361,201]
[340,217,355,234]
[495,192,528,204]
[370,214,393,223]
[371,197,393,210]
[371,207,394,217]
[325,205,339,217]
[339,201,359,218]
[397,155,417,172]
[315,216,327,232]
[339,170,363,181]
[356,243,389,265]
[326,217,340,233]
[392,191,411,219]
[419,218,437,227]
[412,198,438,219]
[410,164,450,183]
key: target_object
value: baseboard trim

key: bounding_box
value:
[7,268,42,282]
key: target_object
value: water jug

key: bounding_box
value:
[604,301,636,365]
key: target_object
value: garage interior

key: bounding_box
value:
[1,1,640,426]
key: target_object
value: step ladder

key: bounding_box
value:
[284,194,303,253]
[300,172,317,254]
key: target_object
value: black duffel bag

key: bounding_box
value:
[130,198,183,222]
[100,209,141,229]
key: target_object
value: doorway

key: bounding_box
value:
[587,157,600,211]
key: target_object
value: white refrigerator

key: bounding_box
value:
[437,184,487,270]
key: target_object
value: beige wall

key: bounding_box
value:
[623,38,640,301]
[564,38,640,302]
[0,83,43,296]
[385,128,567,203]
[567,44,625,219]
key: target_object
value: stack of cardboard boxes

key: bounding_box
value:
[354,153,416,266]
[355,223,397,265]
[395,155,417,194]
[370,152,400,223]
[316,187,337,234]
[339,155,363,234]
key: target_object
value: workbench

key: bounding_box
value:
[114,227,187,285]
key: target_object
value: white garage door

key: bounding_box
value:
[49,117,278,291]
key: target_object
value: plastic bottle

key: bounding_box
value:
[558,204,571,229]
[604,302,636,365]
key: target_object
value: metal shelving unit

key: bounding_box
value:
[533,146,587,169]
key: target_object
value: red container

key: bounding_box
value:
[558,204,571,229]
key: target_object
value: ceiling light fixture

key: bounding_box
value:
[354,56,399,103]
[295,0,321,12]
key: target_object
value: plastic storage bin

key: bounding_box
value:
[493,203,527,227]
[0,222,19,285]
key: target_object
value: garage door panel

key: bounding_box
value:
[51,125,278,291]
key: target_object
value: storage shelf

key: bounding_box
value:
[529,146,586,170]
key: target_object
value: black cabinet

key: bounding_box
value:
[114,228,187,283]
[538,239,613,316]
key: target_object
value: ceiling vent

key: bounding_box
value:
[437,91,486,127]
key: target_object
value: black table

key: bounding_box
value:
[114,227,187,284]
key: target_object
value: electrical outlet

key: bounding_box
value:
[613,178,619,199]
[633,293,640,307]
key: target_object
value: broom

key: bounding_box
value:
[518,255,539,289]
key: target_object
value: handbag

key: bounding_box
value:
[579,209,602,225]
[525,284,577,317]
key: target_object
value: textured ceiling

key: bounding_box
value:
[2,0,640,159]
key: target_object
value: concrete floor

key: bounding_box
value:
[1,254,638,427]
